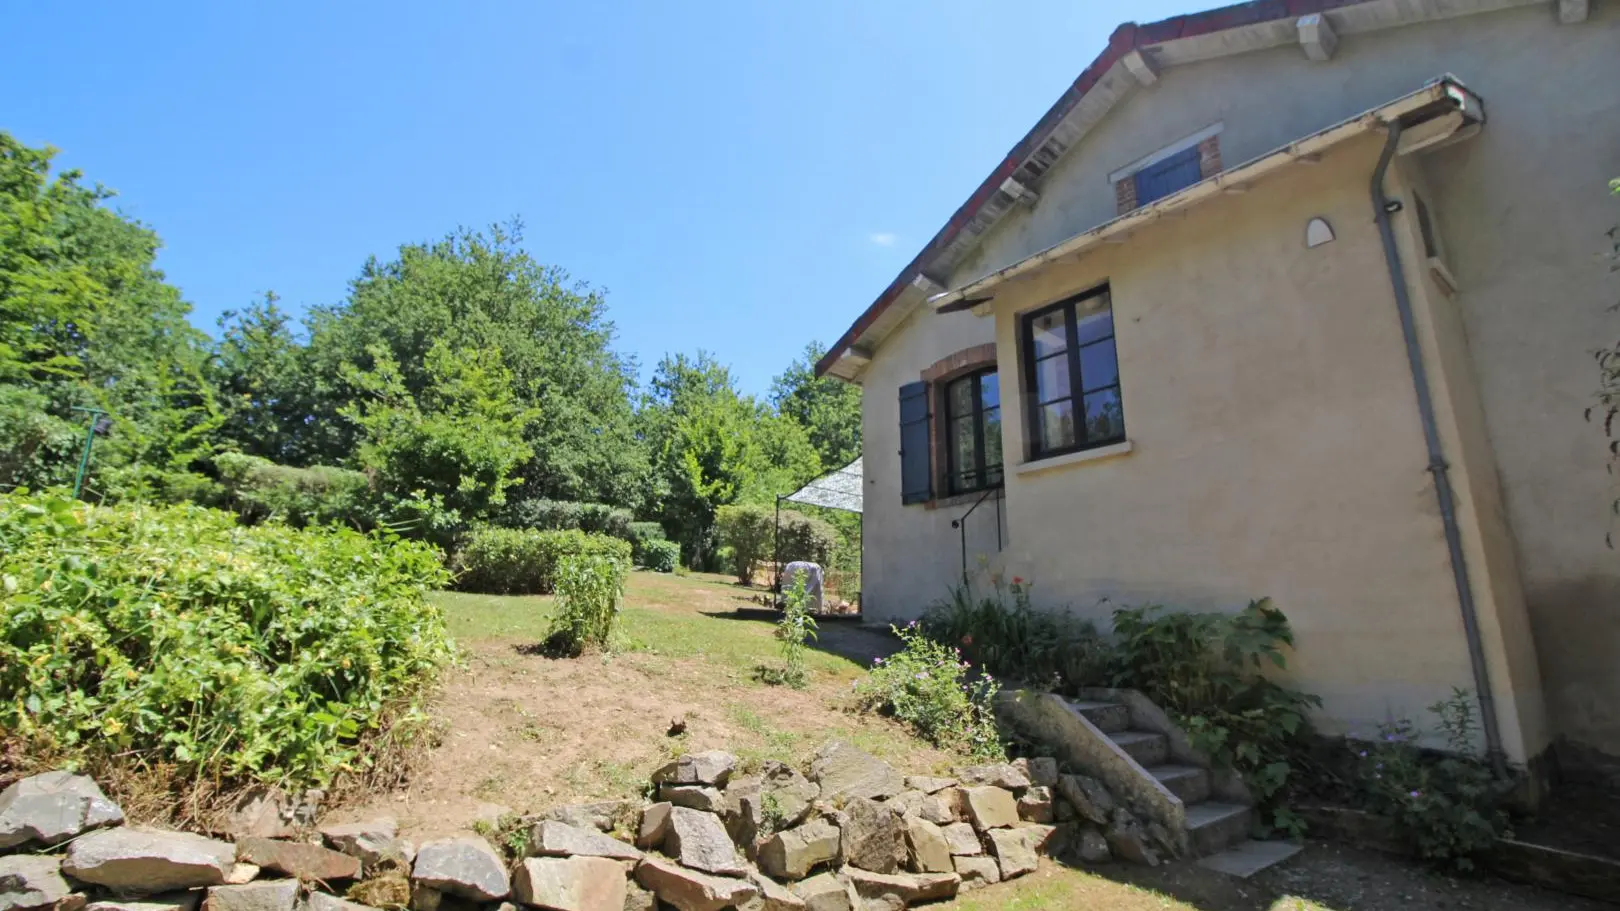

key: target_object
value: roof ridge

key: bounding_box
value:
[816,0,1389,377]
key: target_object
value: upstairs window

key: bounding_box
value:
[944,368,1002,494]
[1022,286,1124,459]
[1132,145,1202,206]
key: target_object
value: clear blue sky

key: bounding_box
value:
[9,0,1204,396]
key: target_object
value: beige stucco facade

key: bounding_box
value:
[851,3,1620,773]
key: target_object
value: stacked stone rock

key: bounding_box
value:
[1,745,1151,911]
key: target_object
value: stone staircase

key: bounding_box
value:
[1068,696,1302,877]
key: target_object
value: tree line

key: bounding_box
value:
[0,131,861,568]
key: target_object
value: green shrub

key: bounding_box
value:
[545,552,628,656]
[1111,599,1321,834]
[453,526,631,595]
[854,622,1005,760]
[0,490,452,787]
[640,539,680,574]
[627,521,668,565]
[1351,688,1512,869]
[715,505,838,586]
[777,511,837,567]
[715,504,774,584]
[500,498,633,539]
[215,452,373,528]
[923,578,1114,691]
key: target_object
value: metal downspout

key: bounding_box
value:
[1370,123,1507,774]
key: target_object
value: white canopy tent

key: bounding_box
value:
[774,456,862,607]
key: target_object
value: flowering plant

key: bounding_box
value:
[1351,689,1512,869]
[852,622,1005,760]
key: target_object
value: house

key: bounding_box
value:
[816,0,1620,786]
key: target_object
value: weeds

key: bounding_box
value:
[544,552,628,656]
[758,570,818,688]
[922,577,1112,692]
[1111,599,1320,836]
[853,622,1005,761]
[1351,688,1512,869]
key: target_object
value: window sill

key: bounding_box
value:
[1016,440,1133,476]
[925,488,1003,510]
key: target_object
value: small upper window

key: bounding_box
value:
[1022,287,1124,459]
[944,368,1003,494]
[1133,145,1202,206]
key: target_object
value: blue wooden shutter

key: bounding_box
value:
[899,382,932,504]
[1133,145,1203,206]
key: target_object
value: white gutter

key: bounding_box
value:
[929,77,1481,313]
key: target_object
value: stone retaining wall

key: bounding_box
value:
[1,742,1165,911]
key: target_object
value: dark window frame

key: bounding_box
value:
[943,367,1003,496]
[1020,285,1125,461]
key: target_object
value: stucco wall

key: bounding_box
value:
[982,136,1550,757]
[859,303,1000,626]
[854,3,1619,762]
[918,3,1616,764]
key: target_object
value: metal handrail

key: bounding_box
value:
[950,484,1004,581]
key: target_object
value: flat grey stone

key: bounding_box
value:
[1013,758,1059,788]
[202,880,297,911]
[410,838,509,901]
[940,822,981,857]
[635,803,672,850]
[651,751,737,788]
[319,819,413,871]
[787,874,854,911]
[634,857,756,911]
[987,826,1052,880]
[901,778,954,795]
[838,799,903,874]
[525,821,640,861]
[534,802,631,834]
[839,869,958,906]
[807,743,901,804]
[512,856,625,911]
[0,772,124,849]
[659,786,725,814]
[957,764,1030,790]
[63,829,235,894]
[951,855,999,892]
[0,855,75,911]
[757,819,840,882]
[1196,840,1303,878]
[901,817,952,874]
[961,788,1018,831]
[664,808,745,877]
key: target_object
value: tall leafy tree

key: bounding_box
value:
[771,340,862,469]
[0,132,214,495]
[212,293,332,466]
[302,222,648,508]
[642,351,819,567]
[342,341,535,534]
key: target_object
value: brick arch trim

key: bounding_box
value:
[921,343,997,384]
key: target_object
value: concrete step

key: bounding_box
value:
[1148,764,1211,804]
[1069,700,1131,733]
[1196,839,1303,878]
[1186,801,1252,856]
[1108,729,1169,766]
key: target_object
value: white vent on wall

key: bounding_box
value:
[1305,217,1335,248]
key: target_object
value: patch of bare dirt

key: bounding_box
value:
[329,579,943,841]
